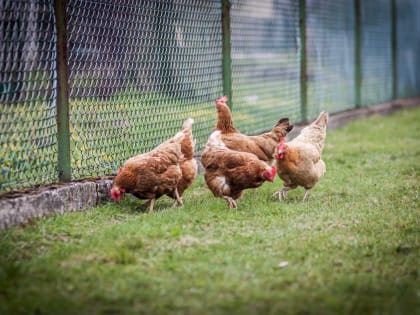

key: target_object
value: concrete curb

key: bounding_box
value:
[0,97,419,229]
[0,179,112,229]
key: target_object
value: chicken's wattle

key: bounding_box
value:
[110,188,124,202]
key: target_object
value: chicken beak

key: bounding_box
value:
[263,166,276,182]
[110,188,123,202]
[271,166,277,180]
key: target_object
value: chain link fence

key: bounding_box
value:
[360,0,392,106]
[67,0,223,179]
[1,0,420,193]
[306,0,356,119]
[396,0,420,98]
[230,0,301,134]
[0,0,58,191]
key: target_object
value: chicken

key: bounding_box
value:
[214,96,294,165]
[273,111,329,202]
[167,118,198,204]
[201,130,277,209]
[110,131,185,212]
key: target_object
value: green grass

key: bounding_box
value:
[1,108,419,315]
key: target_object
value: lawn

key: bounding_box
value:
[0,108,419,315]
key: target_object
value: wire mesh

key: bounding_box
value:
[360,0,392,106]
[306,0,355,119]
[0,0,57,191]
[1,0,420,194]
[396,0,420,98]
[67,0,222,179]
[230,0,301,134]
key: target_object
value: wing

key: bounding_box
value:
[222,134,269,162]
[287,142,320,164]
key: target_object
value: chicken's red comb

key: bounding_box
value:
[215,95,228,105]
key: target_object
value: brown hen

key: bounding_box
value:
[110,131,185,212]
[201,130,276,209]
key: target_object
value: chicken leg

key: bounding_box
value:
[171,188,184,207]
[302,189,311,202]
[144,199,155,213]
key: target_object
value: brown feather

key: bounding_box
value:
[201,131,275,208]
[214,99,293,165]
[111,131,185,204]
[168,117,197,199]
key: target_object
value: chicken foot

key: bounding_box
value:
[272,187,291,201]
[171,189,184,208]
[223,196,237,209]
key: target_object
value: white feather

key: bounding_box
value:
[215,176,229,193]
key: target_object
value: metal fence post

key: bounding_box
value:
[391,0,397,99]
[222,0,232,109]
[54,0,71,182]
[354,0,362,107]
[299,0,307,121]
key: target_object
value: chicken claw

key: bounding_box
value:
[272,187,290,201]
[171,199,184,208]
[223,196,237,209]
[271,191,282,201]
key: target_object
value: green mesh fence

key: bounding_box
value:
[1,0,420,193]
[0,0,58,191]
[360,0,392,106]
[306,0,355,119]
[230,0,301,134]
[396,0,420,98]
[67,0,222,179]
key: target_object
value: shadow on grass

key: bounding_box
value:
[114,195,180,215]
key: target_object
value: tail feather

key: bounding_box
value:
[290,111,328,153]
[180,118,195,159]
[182,117,194,131]
[172,131,185,144]
[207,130,225,148]
[313,111,329,127]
